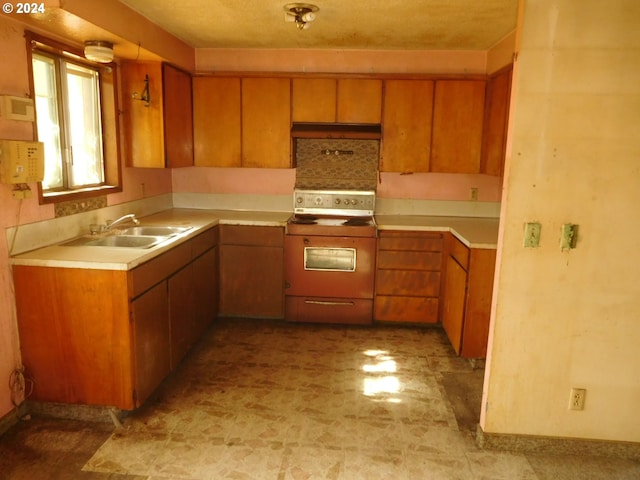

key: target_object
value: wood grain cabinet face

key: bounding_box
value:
[193,77,242,167]
[163,63,194,168]
[337,79,383,124]
[219,225,285,318]
[381,80,434,173]
[374,231,444,324]
[442,233,497,358]
[292,78,337,123]
[292,78,382,124]
[241,78,291,168]
[121,62,194,168]
[431,80,486,174]
[481,66,512,176]
[12,227,218,410]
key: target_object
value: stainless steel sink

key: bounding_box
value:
[63,235,170,249]
[119,226,193,236]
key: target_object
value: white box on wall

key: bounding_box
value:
[0,95,35,122]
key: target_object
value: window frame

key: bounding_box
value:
[26,31,122,204]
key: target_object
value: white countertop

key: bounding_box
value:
[10,209,499,270]
[9,209,291,271]
[375,215,500,249]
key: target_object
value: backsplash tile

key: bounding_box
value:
[295,139,378,190]
[54,196,107,217]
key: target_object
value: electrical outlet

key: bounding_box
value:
[524,222,541,248]
[470,187,478,201]
[569,388,586,410]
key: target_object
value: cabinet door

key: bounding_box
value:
[461,249,496,358]
[381,80,434,173]
[121,62,164,167]
[431,80,486,173]
[132,281,171,407]
[163,63,194,168]
[337,79,382,123]
[242,77,291,168]
[220,245,284,318]
[169,264,194,370]
[192,248,218,337]
[292,78,336,122]
[481,67,512,176]
[442,255,468,355]
[193,77,242,167]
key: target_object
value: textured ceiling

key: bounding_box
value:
[118,0,519,50]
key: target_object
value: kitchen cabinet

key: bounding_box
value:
[121,62,194,168]
[431,80,486,174]
[241,77,291,168]
[193,76,242,167]
[380,79,434,172]
[219,225,284,318]
[292,78,337,122]
[169,233,218,369]
[12,227,218,410]
[481,66,512,176]
[337,79,382,123]
[442,234,496,358]
[292,78,382,124]
[131,281,171,406]
[374,231,444,324]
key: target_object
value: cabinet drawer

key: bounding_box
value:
[378,232,443,252]
[220,225,284,247]
[190,227,218,258]
[377,250,441,270]
[375,295,439,323]
[376,270,440,297]
[449,235,470,269]
[129,241,191,298]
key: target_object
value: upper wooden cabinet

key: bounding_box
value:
[431,80,486,174]
[380,80,434,173]
[193,77,242,167]
[121,62,193,168]
[337,79,382,123]
[292,78,382,124]
[163,64,194,168]
[241,77,291,168]
[292,78,337,122]
[482,66,512,176]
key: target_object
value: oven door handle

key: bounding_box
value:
[304,300,355,307]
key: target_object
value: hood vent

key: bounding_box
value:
[291,122,381,139]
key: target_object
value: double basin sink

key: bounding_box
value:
[63,226,193,249]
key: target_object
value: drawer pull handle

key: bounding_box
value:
[304,300,355,307]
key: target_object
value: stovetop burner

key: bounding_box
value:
[342,217,370,226]
[290,216,318,225]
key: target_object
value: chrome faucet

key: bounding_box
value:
[104,214,140,231]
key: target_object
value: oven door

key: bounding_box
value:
[284,235,376,299]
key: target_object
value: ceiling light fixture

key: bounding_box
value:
[284,3,319,30]
[84,40,114,63]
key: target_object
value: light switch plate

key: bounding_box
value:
[524,222,541,248]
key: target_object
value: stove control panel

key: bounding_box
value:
[294,190,375,216]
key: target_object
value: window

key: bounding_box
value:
[27,32,121,202]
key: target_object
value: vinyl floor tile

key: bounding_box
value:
[2,318,639,479]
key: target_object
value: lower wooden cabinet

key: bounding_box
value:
[12,227,218,410]
[219,225,284,318]
[374,231,444,324]
[442,233,496,358]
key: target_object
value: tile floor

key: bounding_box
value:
[1,318,639,479]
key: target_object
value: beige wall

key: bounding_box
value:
[481,0,640,442]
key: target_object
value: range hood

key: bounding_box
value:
[291,122,381,140]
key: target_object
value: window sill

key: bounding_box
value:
[40,184,122,205]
